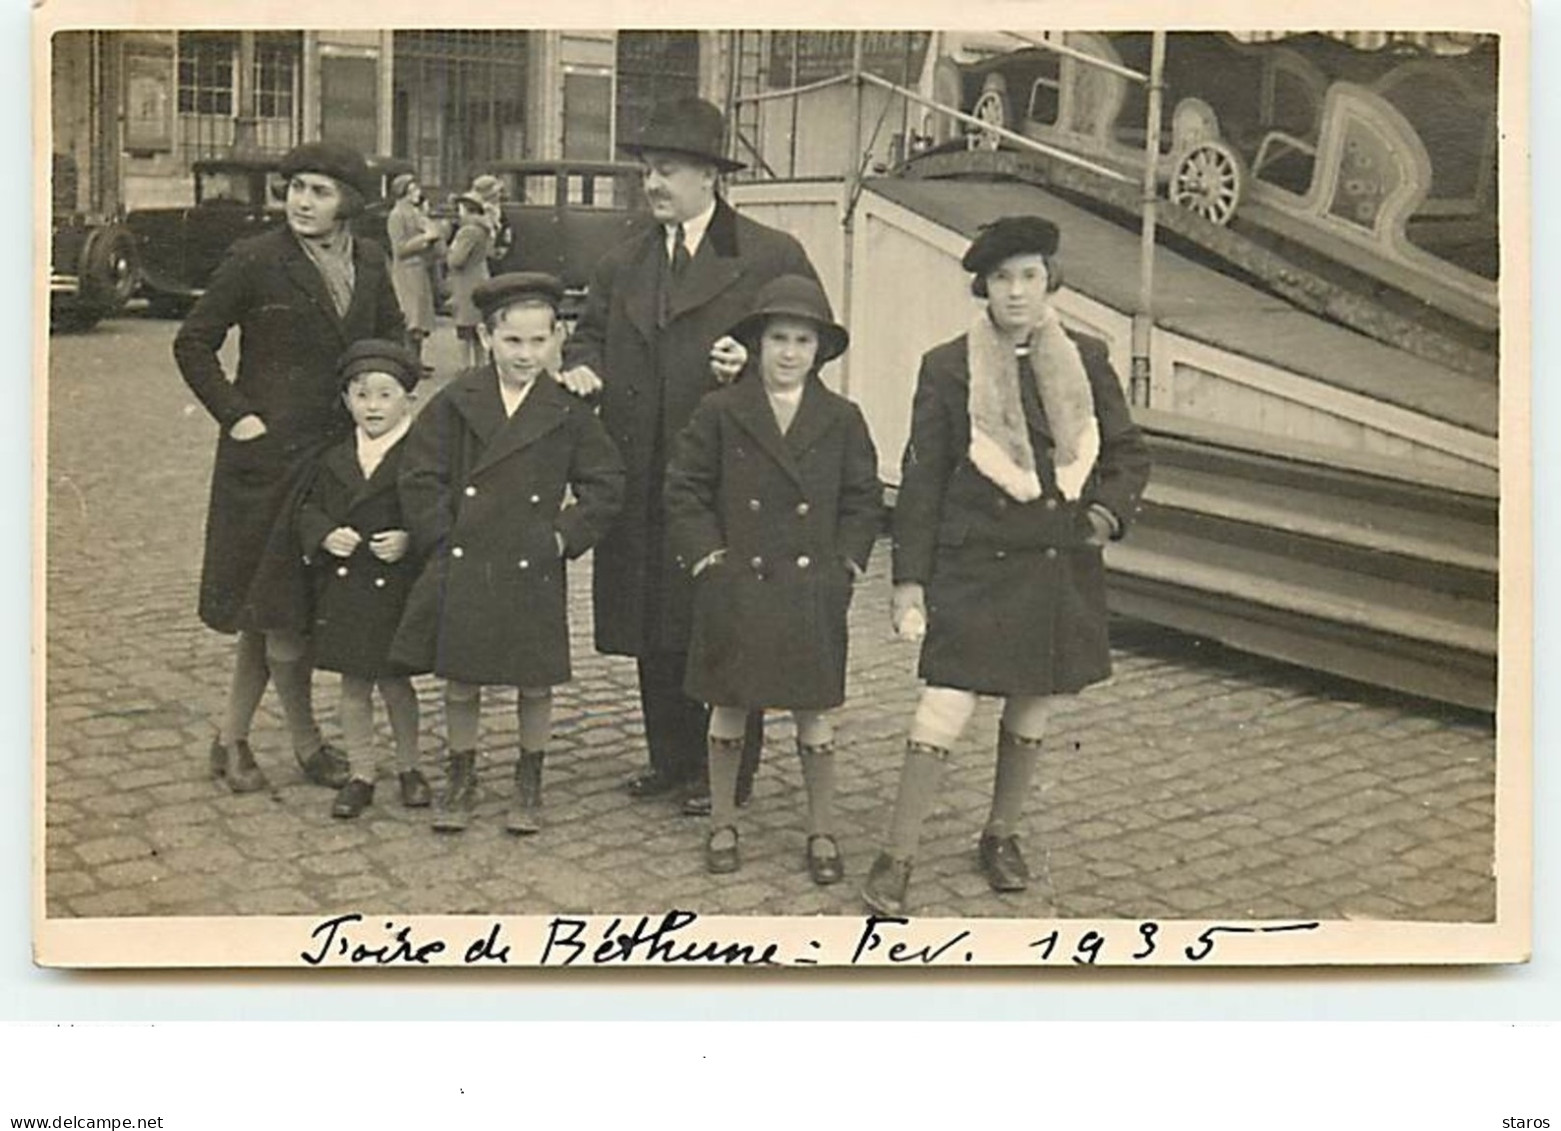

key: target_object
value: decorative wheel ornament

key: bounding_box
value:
[1168,140,1244,226]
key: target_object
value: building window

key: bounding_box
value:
[176,31,300,169]
[254,35,296,120]
[177,31,235,116]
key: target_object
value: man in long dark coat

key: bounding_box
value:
[560,97,822,812]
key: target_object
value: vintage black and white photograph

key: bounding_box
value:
[34,10,1528,966]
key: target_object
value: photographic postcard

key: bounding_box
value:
[31,0,1531,969]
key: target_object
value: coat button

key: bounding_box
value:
[1045,547,1058,560]
[452,546,464,558]
[464,485,477,497]
[797,555,811,569]
[530,494,541,505]
[748,498,762,512]
[518,559,530,570]
[795,502,810,517]
[994,550,1007,561]
[374,577,386,589]
[336,565,349,577]
[1044,498,1058,511]
[749,556,764,572]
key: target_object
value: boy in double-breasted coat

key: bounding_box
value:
[295,340,430,820]
[665,275,883,882]
[392,273,624,835]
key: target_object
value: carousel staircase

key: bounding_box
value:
[1107,410,1499,711]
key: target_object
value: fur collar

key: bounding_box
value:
[966,308,1099,501]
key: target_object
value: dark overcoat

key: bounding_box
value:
[294,436,422,678]
[561,198,818,657]
[892,329,1151,696]
[666,375,883,710]
[390,369,625,688]
[174,226,406,634]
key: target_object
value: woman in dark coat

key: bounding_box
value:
[665,276,882,881]
[861,215,1151,916]
[174,141,406,795]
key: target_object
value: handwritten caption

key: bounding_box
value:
[299,911,1321,968]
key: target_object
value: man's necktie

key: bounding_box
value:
[671,223,692,278]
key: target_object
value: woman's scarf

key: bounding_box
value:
[967,306,1099,502]
[296,230,356,319]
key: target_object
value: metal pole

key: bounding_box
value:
[788,31,800,179]
[1130,31,1165,409]
[841,31,864,395]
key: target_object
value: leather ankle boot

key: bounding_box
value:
[506,751,544,835]
[431,750,478,832]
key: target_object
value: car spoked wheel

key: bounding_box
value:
[969,75,1011,151]
[1169,140,1244,226]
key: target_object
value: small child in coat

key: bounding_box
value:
[295,339,429,819]
[665,275,883,882]
[391,272,625,835]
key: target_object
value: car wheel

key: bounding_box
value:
[79,223,138,320]
[1169,140,1245,226]
[970,74,1012,149]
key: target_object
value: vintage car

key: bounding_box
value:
[929,31,1498,330]
[126,154,413,317]
[50,153,138,332]
[478,160,647,317]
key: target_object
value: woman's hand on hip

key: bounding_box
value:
[892,582,927,641]
[229,414,267,442]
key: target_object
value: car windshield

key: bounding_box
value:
[264,172,288,211]
[198,170,254,206]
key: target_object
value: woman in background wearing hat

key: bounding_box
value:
[175,141,407,795]
[470,174,514,267]
[861,215,1151,916]
[445,193,493,369]
[386,174,444,367]
[665,275,882,880]
[294,340,430,819]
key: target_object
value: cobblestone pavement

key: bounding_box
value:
[42,315,1497,923]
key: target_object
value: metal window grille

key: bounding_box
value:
[391,30,530,198]
[615,31,701,152]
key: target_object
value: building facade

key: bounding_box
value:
[51,29,708,215]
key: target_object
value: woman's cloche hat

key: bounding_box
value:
[618,96,746,173]
[728,275,849,365]
[279,141,377,201]
[960,214,1062,277]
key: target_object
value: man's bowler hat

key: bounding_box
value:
[618,96,746,173]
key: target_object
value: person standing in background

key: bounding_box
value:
[385,173,443,368]
[445,193,492,370]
